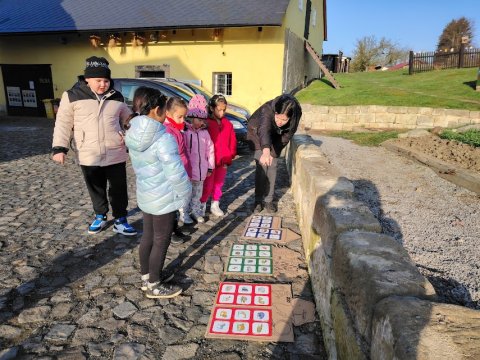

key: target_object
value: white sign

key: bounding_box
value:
[6,86,22,107]
[22,90,37,108]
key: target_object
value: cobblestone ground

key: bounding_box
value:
[0,117,326,359]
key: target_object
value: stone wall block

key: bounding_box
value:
[445,109,470,117]
[375,113,395,125]
[418,107,433,115]
[329,106,348,114]
[332,231,436,344]
[312,195,381,257]
[470,111,480,120]
[394,114,417,126]
[331,291,369,360]
[371,296,480,360]
[416,115,434,128]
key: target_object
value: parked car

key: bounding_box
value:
[150,78,251,119]
[113,78,249,150]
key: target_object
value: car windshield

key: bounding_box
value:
[184,83,213,98]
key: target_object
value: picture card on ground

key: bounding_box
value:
[241,227,301,245]
[205,282,315,342]
[224,244,303,279]
[227,244,273,276]
[246,215,281,230]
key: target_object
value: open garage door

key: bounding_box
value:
[1,64,54,117]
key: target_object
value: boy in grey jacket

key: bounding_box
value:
[52,56,136,235]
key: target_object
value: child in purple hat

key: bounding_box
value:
[183,94,215,223]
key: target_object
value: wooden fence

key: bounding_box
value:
[408,46,480,74]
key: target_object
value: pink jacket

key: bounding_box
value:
[184,125,215,181]
[164,119,192,178]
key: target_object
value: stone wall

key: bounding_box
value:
[286,134,480,359]
[300,105,480,131]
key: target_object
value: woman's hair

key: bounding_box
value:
[207,94,228,116]
[166,96,188,113]
[274,94,297,118]
[123,86,167,129]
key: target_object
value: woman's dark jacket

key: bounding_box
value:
[246,94,302,158]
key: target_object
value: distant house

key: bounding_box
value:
[0,0,327,117]
[321,53,351,73]
[387,62,409,71]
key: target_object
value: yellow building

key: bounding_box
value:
[0,0,327,117]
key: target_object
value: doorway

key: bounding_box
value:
[1,64,54,117]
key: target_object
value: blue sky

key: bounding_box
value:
[323,0,480,57]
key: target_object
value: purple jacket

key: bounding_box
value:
[184,124,215,181]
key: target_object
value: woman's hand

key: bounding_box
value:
[52,153,66,165]
[259,148,273,166]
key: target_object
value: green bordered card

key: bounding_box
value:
[225,244,273,276]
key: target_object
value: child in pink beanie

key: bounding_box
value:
[183,94,215,223]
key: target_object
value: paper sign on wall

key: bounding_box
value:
[6,87,22,107]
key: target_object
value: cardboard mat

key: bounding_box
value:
[205,282,315,342]
[241,215,300,245]
[224,244,303,278]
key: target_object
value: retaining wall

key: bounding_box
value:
[286,134,480,359]
[300,105,480,131]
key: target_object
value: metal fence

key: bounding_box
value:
[408,47,480,74]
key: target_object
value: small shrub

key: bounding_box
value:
[440,129,480,147]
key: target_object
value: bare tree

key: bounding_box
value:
[437,17,475,51]
[351,36,409,72]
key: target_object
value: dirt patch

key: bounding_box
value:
[389,135,480,172]
[311,134,480,309]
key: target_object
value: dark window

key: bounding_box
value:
[213,72,232,95]
[139,70,165,78]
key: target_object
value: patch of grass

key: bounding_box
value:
[440,129,480,147]
[296,68,480,111]
[320,130,400,146]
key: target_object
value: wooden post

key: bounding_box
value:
[337,51,343,73]
[458,43,465,68]
[408,51,414,75]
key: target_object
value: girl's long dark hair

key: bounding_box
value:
[207,94,228,117]
[124,86,167,129]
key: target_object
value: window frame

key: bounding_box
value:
[212,72,232,96]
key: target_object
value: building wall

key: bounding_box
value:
[0,26,286,114]
[282,0,324,94]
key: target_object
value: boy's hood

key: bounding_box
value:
[125,115,166,152]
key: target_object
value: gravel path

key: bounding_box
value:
[312,135,480,309]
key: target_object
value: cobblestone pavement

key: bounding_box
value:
[0,117,326,359]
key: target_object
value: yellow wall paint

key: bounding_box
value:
[0,26,286,114]
[283,0,324,53]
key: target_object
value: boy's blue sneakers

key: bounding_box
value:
[113,217,137,236]
[88,214,107,234]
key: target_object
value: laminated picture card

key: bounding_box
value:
[241,215,300,245]
[224,243,304,279]
[205,282,315,342]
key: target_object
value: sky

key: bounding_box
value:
[323,0,480,57]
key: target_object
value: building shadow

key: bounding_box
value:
[0,116,54,163]
[462,80,477,90]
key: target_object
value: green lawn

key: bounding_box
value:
[296,68,480,111]
[440,129,480,147]
[317,130,401,146]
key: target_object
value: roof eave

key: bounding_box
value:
[0,23,282,36]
